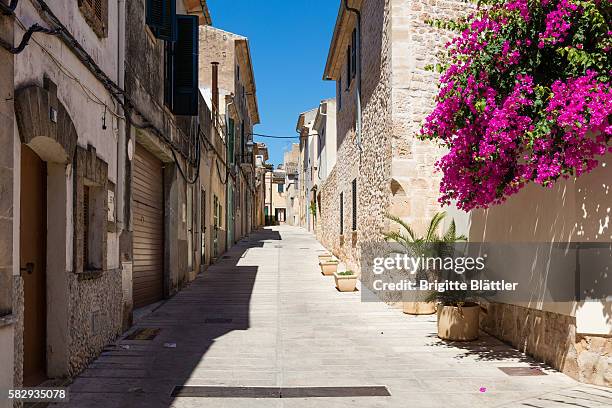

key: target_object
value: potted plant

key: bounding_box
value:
[319,258,338,276]
[333,270,358,292]
[384,212,466,315]
[425,285,481,342]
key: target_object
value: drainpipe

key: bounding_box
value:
[211,62,219,120]
[344,0,362,153]
[116,0,126,232]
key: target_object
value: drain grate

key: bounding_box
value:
[498,367,546,376]
[171,386,391,398]
[274,245,283,248]
[204,318,233,324]
[125,328,160,340]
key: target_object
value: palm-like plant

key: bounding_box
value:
[384,212,466,255]
[384,212,468,303]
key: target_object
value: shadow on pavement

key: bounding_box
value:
[54,228,281,408]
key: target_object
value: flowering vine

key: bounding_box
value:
[420,0,612,211]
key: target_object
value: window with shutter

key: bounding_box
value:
[166,15,199,116]
[146,0,176,41]
[346,45,351,89]
[351,29,357,79]
[78,0,107,38]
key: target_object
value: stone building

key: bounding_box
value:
[264,167,288,224]
[312,99,337,187]
[316,0,610,387]
[125,0,210,317]
[0,0,237,397]
[317,0,465,273]
[283,144,300,226]
[198,25,260,249]
[296,108,318,231]
[253,142,269,228]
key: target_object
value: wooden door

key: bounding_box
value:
[133,144,164,308]
[20,145,47,386]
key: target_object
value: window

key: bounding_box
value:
[79,0,108,38]
[146,0,176,41]
[76,145,108,273]
[277,183,284,193]
[351,28,357,79]
[346,45,351,89]
[339,192,344,235]
[337,77,342,110]
[352,178,357,231]
[228,118,235,164]
[82,182,105,270]
[165,15,199,115]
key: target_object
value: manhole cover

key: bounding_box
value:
[205,318,233,324]
[126,328,160,340]
[498,367,546,376]
[170,386,391,398]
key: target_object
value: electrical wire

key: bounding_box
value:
[6,23,59,54]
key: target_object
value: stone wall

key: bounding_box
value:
[317,0,392,274]
[388,0,471,234]
[481,302,612,387]
[67,269,122,376]
[12,276,23,388]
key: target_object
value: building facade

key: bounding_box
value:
[198,25,260,249]
[296,108,318,231]
[315,0,611,387]
[0,0,262,399]
[264,167,287,224]
[283,144,300,226]
[254,142,269,228]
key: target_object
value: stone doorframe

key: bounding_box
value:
[15,80,77,163]
[14,78,78,380]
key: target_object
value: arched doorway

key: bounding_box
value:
[15,83,78,384]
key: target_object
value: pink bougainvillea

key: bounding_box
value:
[420,0,612,211]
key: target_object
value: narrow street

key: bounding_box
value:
[55,226,610,408]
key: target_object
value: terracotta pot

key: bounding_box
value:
[333,272,358,292]
[437,303,480,341]
[319,261,338,276]
[403,301,436,315]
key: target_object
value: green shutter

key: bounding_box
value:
[170,15,199,116]
[146,0,176,41]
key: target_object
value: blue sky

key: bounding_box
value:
[207,0,338,166]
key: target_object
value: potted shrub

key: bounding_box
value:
[425,289,481,342]
[333,270,358,292]
[384,212,466,315]
[319,259,338,276]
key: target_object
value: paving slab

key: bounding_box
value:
[51,226,611,408]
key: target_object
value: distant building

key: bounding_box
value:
[283,144,300,226]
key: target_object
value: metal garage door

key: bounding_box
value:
[133,144,164,308]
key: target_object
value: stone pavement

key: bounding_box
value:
[53,226,612,408]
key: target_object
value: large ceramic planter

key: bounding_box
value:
[437,303,480,341]
[319,261,338,276]
[403,301,436,315]
[333,272,358,292]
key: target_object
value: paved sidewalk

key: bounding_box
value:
[54,226,611,408]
